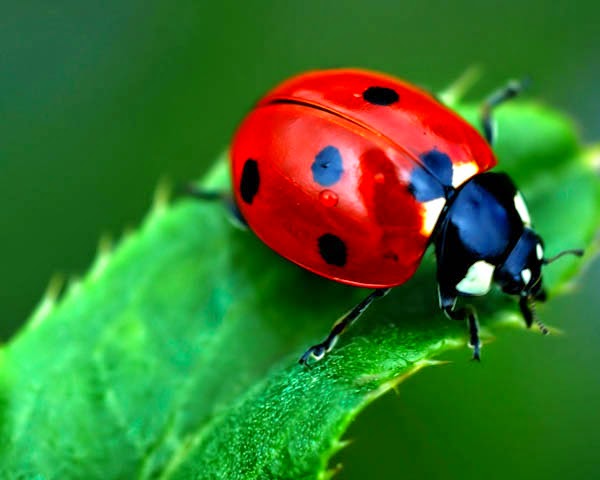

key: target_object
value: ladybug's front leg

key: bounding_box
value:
[183,184,247,227]
[519,294,550,335]
[299,288,390,366]
[442,302,481,362]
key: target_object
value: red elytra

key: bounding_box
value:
[230,69,497,288]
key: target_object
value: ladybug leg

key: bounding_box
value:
[519,294,549,335]
[299,288,390,366]
[518,294,534,329]
[442,305,481,361]
[183,184,247,227]
[481,79,528,145]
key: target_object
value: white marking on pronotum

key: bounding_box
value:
[521,268,532,285]
[514,192,531,226]
[420,197,446,235]
[536,243,544,260]
[451,162,478,187]
[456,260,495,296]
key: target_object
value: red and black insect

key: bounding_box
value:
[190,69,582,364]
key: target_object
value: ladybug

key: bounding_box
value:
[191,69,582,364]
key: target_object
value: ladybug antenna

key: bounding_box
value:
[543,248,584,265]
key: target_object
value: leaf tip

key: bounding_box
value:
[367,358,450,400]
[544,324,564,336]
[151,177,173,217]
[416,358,452,368]
[439,65,482,106]
[90,234,114,280]
[585,144,600,174]
[28,273,65,329]
[65,275,83,299]
[319,462,344,480]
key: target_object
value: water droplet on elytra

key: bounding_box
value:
[319,190,338,207]
[374,172,385,184]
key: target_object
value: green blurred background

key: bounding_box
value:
[1,1,598,478]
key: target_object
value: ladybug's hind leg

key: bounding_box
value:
[481,79,528,145]
[183,184,247,227]
[299,288,390,366]
[442,303,481,362]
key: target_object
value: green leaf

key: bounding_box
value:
[1,101,598,479]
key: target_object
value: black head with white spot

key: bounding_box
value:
[494,228,545,296]
[435,173,583,328]
[492,188,583,300]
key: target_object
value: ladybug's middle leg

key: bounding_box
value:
[442,304,481,361]
[184,184,247,227]
[299,288,390,366]
[480,79,528,145]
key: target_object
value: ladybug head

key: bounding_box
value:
[494,228,583,299]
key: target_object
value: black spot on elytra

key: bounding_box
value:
[420,149,453,186]
[318,233,347,267]
[383,251,399,262]
[408,149,454,202]
[312,146,344,186]
[240,159,259,204]
[363,86,399,106]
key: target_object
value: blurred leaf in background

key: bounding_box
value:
[1,1,599,479]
